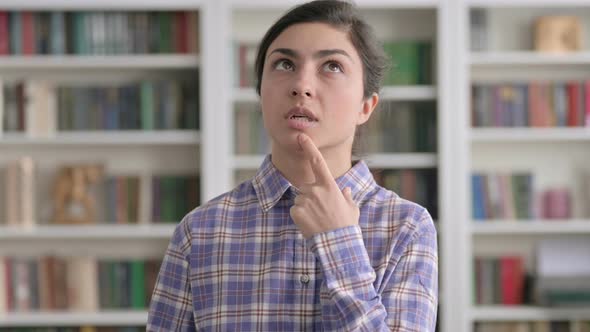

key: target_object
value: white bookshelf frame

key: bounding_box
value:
[0,224,176,240]
[0,311,148,327]
[0,131,201,145]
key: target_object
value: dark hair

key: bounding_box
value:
[254,0,389,100]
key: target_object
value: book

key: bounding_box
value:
[25,81,57,138]
[66,257,99,311]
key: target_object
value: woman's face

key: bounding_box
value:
[260,22,375,156]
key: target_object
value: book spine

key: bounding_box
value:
[0,12,9,54]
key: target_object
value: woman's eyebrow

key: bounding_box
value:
[268,48,353,62]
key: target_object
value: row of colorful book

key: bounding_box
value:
[471,172,588,220]
[363,101,437,153]
[372,168,438,220]
[232,40,434,88]
[0,328,144,332]
[472,173,533,220]
[473,256,527,305]
[152,175,200,223]
[103,174,200,224]
[1,80,199,133]
[382,40,433,86]
[234,103,270,155]
[474,321,589,332]
[0,11,199,55]
[0,257,161,312]
[471,82,590,127]
[1,159,200,225]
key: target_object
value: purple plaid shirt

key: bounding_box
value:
[147,155,438,331]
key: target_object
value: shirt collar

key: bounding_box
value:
[252,155,376,212]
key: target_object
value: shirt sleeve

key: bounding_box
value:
[147,220,196,332]
[307,211,438,332]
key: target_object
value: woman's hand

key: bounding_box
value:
[290,133,360,239]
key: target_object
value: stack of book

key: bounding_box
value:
[0,256,161,312]
[152,175,200,223]
[382,40,433,86]
[473,255,526,305]
[372,168,438,220]
[471,172,534,220]
[536,238,590,307]
[364,101,437,153]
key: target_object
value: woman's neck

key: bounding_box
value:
[270,143,352,189]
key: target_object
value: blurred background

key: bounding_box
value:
[0,1,589,332]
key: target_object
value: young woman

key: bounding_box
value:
[147,1,438,331]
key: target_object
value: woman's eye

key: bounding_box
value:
[274,59,294,71]
[323,61,343,73]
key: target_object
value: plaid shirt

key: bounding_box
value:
[147,156,438,331]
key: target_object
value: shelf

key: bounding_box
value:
[0,224,176,240]
[470,52,590,66]
[471,306,590,322]
[233,86,437,103]
[233,153,437,170]
[381,86,437,101]
[229,0,439,9]
[467,0,590,7]
[0,55,199,70]
[0,131,201,145]
[470,128,590,142]
[364,153,438,169]
[472,220,590,235]
[0,311,147,327]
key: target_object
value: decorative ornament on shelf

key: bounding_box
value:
[52,164,104,224]
[534,16,582,53]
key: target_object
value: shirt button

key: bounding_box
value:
[300,274,310,284]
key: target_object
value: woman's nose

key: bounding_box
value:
[290,69,314,98]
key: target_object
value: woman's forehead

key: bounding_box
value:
[267,22,358,58]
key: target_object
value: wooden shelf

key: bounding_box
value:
[470,52,590,66]
[0,131,200,145]
[0,55,199,70]
[471,220,590,235]
[470,128,590,142]
[0,311,147,327]
[0,224,176,240]
[471,306,590,322]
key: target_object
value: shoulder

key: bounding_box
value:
[361,184,436,242]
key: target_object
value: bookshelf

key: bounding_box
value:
[453,0,590,331]
[0,1,207,330]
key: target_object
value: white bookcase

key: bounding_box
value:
[10,0,590,331]
[452,0,590,331]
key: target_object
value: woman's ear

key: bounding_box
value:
[357,92,379,125]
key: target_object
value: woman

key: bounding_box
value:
[147,1,438,331]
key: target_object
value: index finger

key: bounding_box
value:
[298,133,334,185]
